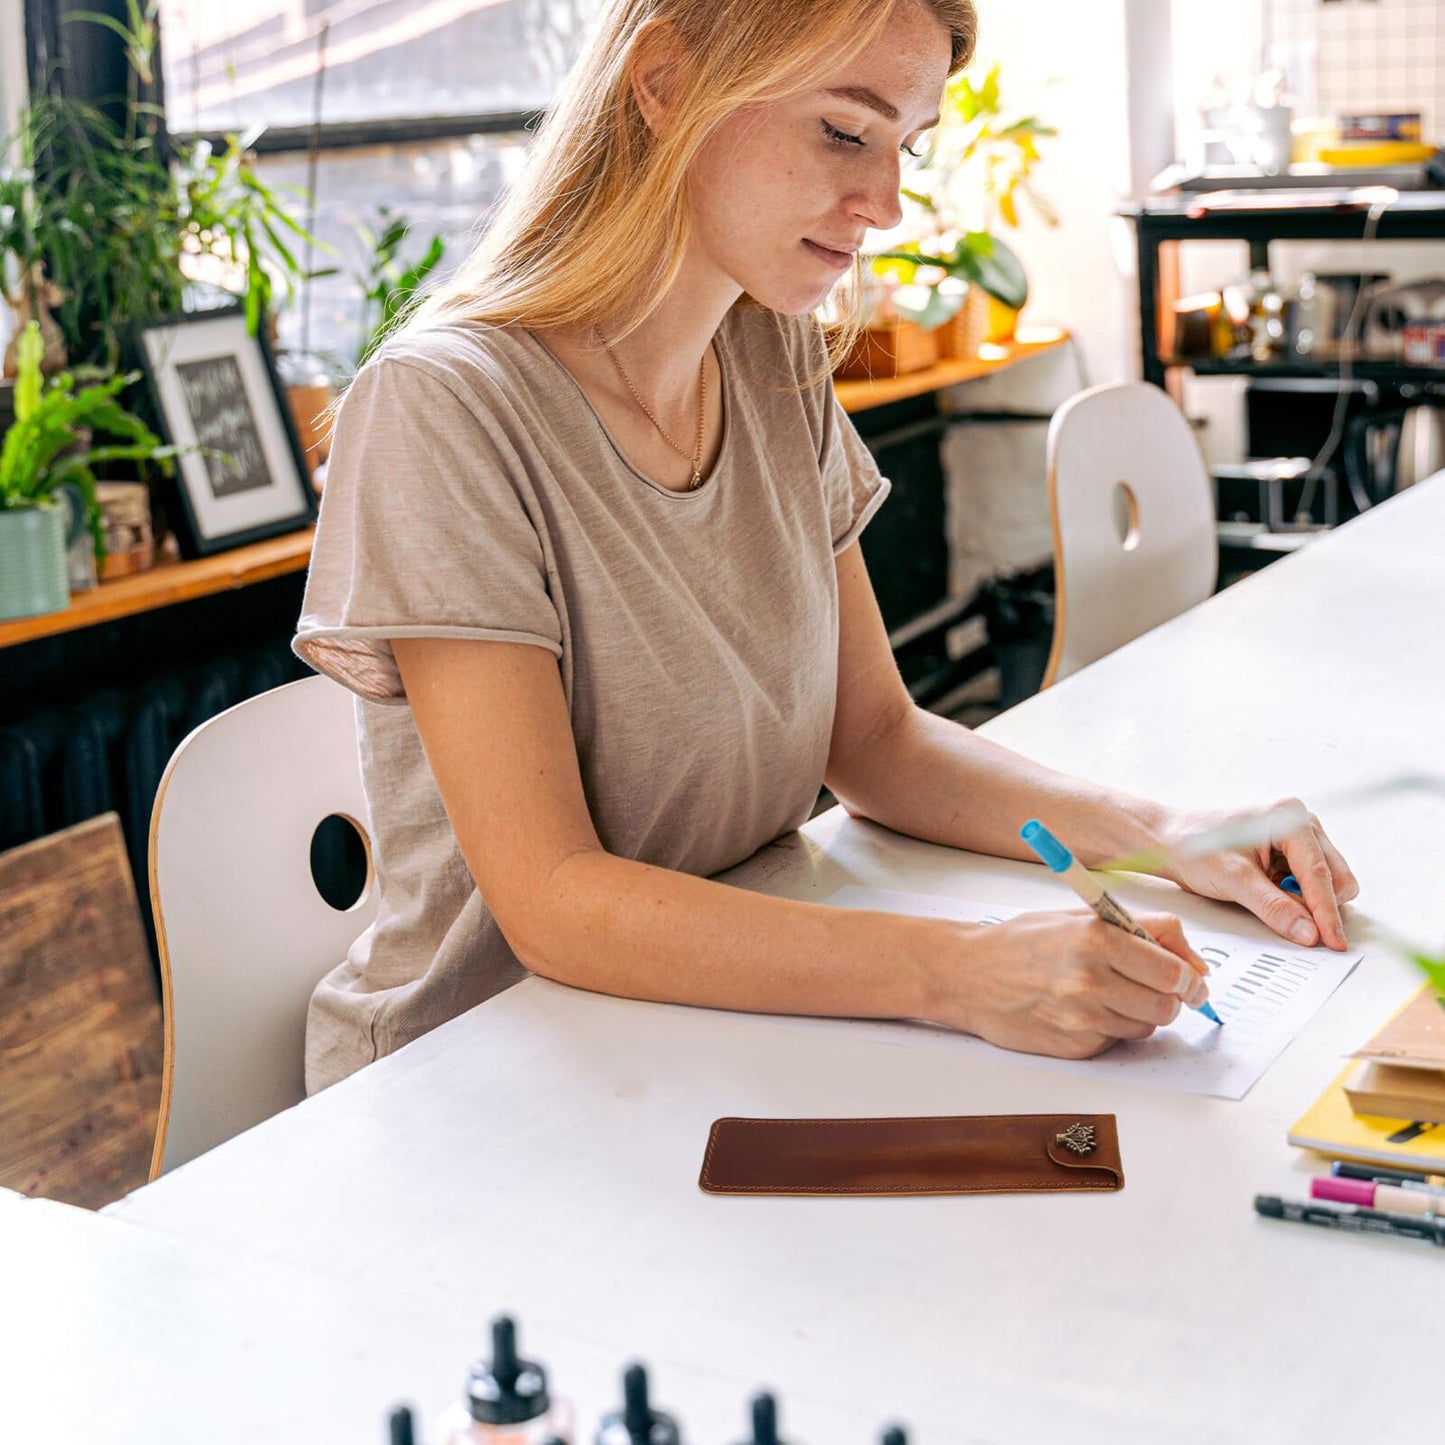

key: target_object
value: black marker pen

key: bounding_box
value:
[1331,1160,1445,1188]
[1255,1193,1445,1245]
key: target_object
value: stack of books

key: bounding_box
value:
[1289,985,1445,1172]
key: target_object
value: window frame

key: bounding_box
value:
[154,3,568,157]
[177,108,546,158]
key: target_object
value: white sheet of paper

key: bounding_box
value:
[824,885,1363,1099]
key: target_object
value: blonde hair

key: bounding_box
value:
[399,0,977,355]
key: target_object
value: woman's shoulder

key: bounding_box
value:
[354,321,548,418]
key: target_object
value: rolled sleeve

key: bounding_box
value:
[294,352,562,703]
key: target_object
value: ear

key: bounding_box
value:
[628,18,690,135]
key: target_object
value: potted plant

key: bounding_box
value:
[350,206,447,373]
[0,6,319,375]
[0,321,175,620]
[872,63,1056,359]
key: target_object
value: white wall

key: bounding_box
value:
[940,0,1173,603]
[969,0,1143,386]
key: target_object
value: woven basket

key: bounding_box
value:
[96,482,154,581]
[938,290,1023,359]
[937,287,990,360]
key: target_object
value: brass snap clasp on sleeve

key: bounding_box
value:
[1055,1123,1097,1155]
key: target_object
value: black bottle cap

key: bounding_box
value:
[881,1427,908,1445]
[388,1405,416,1445]
[466,1315,551,1425]
[746,1390,782,1445]
[596,1362,682,1445]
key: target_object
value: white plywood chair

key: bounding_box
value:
[148,675,378,1176]
[1041,381,1218,688]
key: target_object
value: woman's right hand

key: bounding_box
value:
[927,910,1212,1060]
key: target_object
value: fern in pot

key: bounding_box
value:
[0,321,174,621]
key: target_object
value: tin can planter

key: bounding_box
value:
[0,495,84,621]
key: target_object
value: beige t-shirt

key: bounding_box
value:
[293,303,889,1091]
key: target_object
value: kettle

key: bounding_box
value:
[1362,279,1445,358]
[1344,404,1445,507]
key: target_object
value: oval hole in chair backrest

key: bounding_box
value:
[309,813,374,912]
[1111,480,1141,551]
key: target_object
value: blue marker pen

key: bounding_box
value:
[1021,819,1224,1026]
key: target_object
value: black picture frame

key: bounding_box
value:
[134,306,317,558]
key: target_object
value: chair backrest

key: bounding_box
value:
[1042,381,1218,688]
[148,675,378,1176]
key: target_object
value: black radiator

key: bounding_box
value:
[0,640,309,957]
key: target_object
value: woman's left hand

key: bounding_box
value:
[1154,799,1359,951]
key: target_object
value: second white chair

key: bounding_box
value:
[1041,381,1218,688]
[148,674,378,1177]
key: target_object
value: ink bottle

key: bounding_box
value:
[736,1390,793,1445]
[595,1363,682,1445]
[438,1315,574,1444]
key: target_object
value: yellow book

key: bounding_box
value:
[1318,141,1434,167]
[1287,1064,1445,1173]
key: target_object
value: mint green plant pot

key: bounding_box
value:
[0,498,81,621]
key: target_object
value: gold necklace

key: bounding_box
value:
[594,326,708,490]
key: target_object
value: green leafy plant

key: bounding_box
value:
[0,5,320,371]
[174,128,319,339]
[350,207,447,371]
[873,63,1056,326]
[0,321,176,561]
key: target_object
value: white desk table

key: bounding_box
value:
[37,477,1445,1442]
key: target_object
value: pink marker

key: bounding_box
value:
[1312,1175,1438,1217]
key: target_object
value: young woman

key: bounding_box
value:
[294,0,1357,1092]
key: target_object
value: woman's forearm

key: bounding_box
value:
[506,846,955,1024]
[826,704,1171,870]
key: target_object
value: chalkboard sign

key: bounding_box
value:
[137,308,317,556]
[174,355,272,499]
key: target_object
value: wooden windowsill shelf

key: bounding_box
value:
[833,331,1070,413]
[1,331,1068,650]
[0,526,316,650]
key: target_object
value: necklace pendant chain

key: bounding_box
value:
[595,326,708,490]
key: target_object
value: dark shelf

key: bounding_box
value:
[1170,356,1445,385]
[1121,194,1445,244]
[1125,194,1445,389]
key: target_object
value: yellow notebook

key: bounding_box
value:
[1319,141,1435,167]
[1287,1064,1445,1173]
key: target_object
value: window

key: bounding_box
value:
[252,132,532,378]
[157,0,602,371]
[159,0,600,132]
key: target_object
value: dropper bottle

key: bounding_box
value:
[737,1390,793,1445]
[438,1315,575,1444]
[389,1405,417,1445]
[880,1427,908,1445]
[595,1363,682,1445]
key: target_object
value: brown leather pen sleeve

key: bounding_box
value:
[699,1114,1123,1196]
